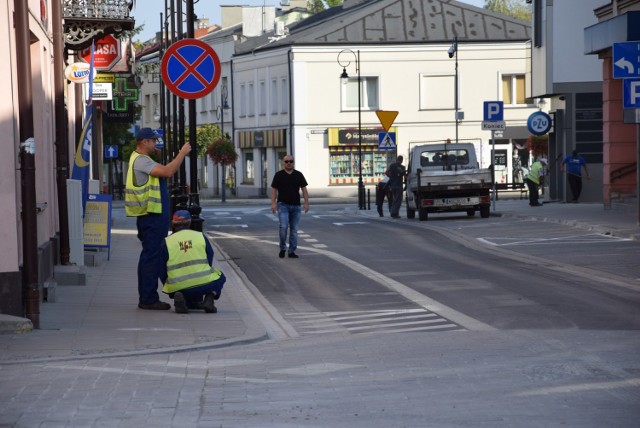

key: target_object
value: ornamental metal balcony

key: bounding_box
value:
[63,0,135,49]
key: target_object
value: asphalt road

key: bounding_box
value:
[203,203,640,334]
[1,202,638,427]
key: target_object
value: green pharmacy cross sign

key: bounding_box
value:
[112,76,138,112]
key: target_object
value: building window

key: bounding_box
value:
[271,79,278,114]
[248,82,255,117]
[243,150,254,184]
[501,74,526,105]
[341,76,379,111]
[280,77,288,114]
[259,81,266,116]
[239,84,246,117]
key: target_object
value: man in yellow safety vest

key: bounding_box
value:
[160,210,226,314]
[125,128,191,310]
[525,157,548,207]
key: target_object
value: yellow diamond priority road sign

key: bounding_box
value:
[376,110,398,132]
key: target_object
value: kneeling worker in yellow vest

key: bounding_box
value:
[160,210,226,314]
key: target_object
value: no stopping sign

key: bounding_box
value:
[161,39,221,99]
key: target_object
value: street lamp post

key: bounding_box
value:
[338,49,365,210]
[448,37,459,144]
[216,85,230,203]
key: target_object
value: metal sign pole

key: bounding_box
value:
[492,129,496,212]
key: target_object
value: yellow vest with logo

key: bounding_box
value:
[162,229,222,294]
[125,151,163,216]
[526,161,544,185]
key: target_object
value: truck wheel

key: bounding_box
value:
[466,209,475,217]
[407,207,416,219]
[418,207,429,221]
[480,205,490,218]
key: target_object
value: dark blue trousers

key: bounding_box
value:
[137,213,169,304]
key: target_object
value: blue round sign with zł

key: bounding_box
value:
[527,111,552,136]
[161,39,221,100]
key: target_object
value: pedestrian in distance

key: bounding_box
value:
[270,155,309,259]
[386,155,406,218]
[125,127,191,310]
[561,149,590,203]
[375,176,392,217]
[525,157,548,207]
[160,210,226,314]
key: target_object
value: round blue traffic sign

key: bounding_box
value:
[527,111,552,136]
[161,39,221,100]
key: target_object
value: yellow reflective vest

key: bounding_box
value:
[125,151,162,216]
[162,229,222,294]
[526,161,544,185]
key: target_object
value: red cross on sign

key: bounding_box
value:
[161,39,221,100]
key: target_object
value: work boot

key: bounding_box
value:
[203,292,217,313]
[138,301,171,310]
[173,292,188,314]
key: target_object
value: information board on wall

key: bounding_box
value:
[83,194,112,259]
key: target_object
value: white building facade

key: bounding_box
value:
[231,0,539,198]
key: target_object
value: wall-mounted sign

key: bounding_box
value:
[527,111,552,136]
[65,62,91,83]
[93,82,113,100]
[80,34,122,71]
[94,73,115,83]
[111,75,138,112]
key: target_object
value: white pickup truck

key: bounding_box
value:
[405,143,492,221]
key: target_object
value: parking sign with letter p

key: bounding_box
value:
[484,101,503,121]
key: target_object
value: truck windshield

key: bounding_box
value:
[420,150,469,168]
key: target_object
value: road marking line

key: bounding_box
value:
[208,231,496,331]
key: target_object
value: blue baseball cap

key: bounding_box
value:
[172,210,191,227]
[135,127,161,140]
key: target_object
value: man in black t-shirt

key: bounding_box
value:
[270,155,309,258]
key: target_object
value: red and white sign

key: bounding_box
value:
[80,34,122,71]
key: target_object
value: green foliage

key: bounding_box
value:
[308,0,343,13]
[196,123,221,156]
[184,123,221,157]
[207,133,238,166]
[484,0,531,21]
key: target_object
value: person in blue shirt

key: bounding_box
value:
[561,150,590,203]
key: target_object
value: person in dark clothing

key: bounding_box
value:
[375,176,392,217]
[561,150,590,202]
[386,155,406,218]
[270,155,309,258]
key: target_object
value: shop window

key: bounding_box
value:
[243,151,254,184]
[329,149,389,182]
[341,76,379,111]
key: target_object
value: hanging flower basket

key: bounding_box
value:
[207,136,238,166]
[526,134,548,158]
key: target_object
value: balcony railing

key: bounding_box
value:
[63,0,135,49]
